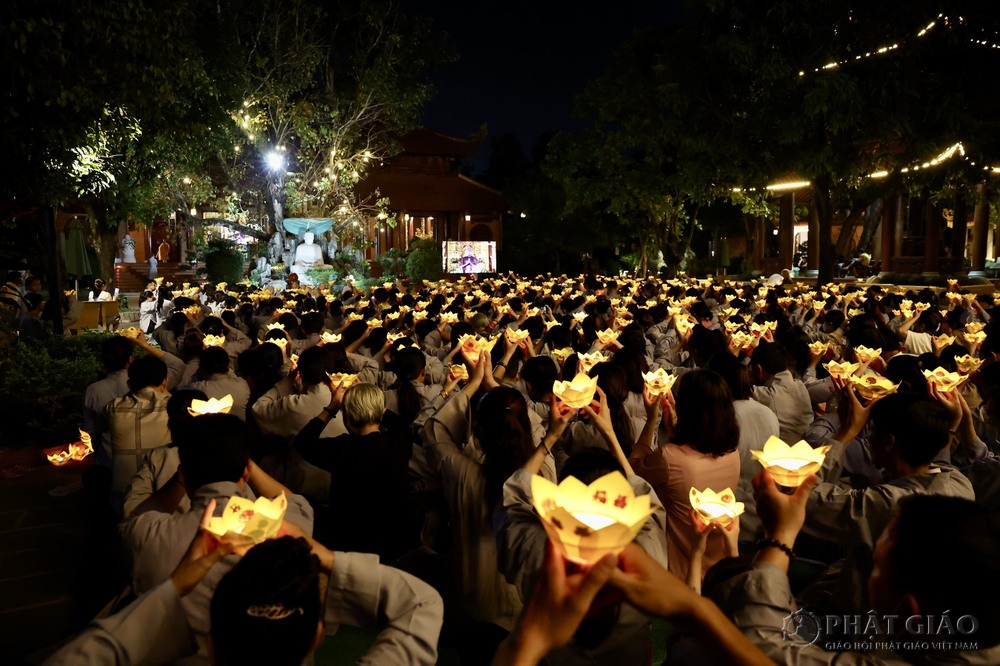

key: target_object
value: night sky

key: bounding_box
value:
[405,0,686,173]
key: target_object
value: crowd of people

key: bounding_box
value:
[26,271,1000,665]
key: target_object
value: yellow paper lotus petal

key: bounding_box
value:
[458,334,499,360]
[808,341,830,355]
[723,320,743,334]
[552,372,599,409]
[118,326,143,340]
[440,312,459,325]
[347,312,364,321]
[266,323,285,332]
[188,395,235,416]
[964,331,987,346]
[825,360,860,378]
[412,311,428,321]
[321,332,342,344]
[945,291,961,302]
[531,472,655,564]
[448,364,469,381]
[596,330,619,346]
[64,289,76,297]
[849,374,899,400]
[615,317,631,329]
[154,277,164,285]
[965,322,986,335]
[922,368,966,392]
[645,299,659,309]
[690,487,744,526]
[271,338,287,349]
[914,302,930,312]
[366,318,382,327]
[576,351,605,374]
[934,335,956,348]
[642,368,676,395]
[183,305,201,316]
[948,279,960,289]
[203,334,226,347]
[544,320,560,330]
[572,311,587,322]
[853,345,881,364]
[206,492,288,546]
[506,328,531,344]
[751,436,831,487]
[720,306,739,320]
[730,331,754,350]
[551,347,574,364]
[955,354,983,374]
[325,372,359,388]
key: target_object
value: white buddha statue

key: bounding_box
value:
[290,231,332,277]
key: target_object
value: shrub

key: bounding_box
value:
[0,332,117,439]
[203,239,247,285]
[405,236,442,284]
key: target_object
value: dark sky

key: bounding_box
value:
[404,0,686,173]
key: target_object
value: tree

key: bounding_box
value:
[227,0,453,246]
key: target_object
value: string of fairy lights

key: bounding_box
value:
[734,14,1000,193]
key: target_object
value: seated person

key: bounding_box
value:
[293,382,413,559]
[749,341,813,443]
[118,414,314,655]
[799,388,974,615]
[50,511,444,666]
[183,346,251,421]
[105,356,173,513]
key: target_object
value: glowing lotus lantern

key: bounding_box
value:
[729,331,754,351]
[965,322,986,335]
[853,345,881,364]
[544,320,561,330]
[203,334,226,347]
[64,289,76,298]
[572,312,587,322]
[366,317,382,328]
[751,436,831,487]
[848,308,865,317]
[614,317,631,329]
[642,368,676,396]
[458,334,499,361]
[948,279,960,290]
[506,328,531,345]
[73,430,94,461]
[531,472,655,564]
[689,487,744,526]
[849,374,899,400]
[206,493,288,546]
[934,334,956,348]
[325,372,359,388]
[813,302,824,311]
[188,395,234,416]
[387,332,408,343]
[183,305,201,317]
[347,312,364,321]
[945,291,961,302]
[825,360,860,378]
[576,351,605,374]
[596,330,619,346]
[723,320,742,334]
[955,354,983,374]
[412,311,428,322]
[922,368,966,392]
[610,298,621,308]
[118,326,143,340]
[154,277,164,285]
[448,364,469,381]
[808,341,830,356]
[914,303,930,313]
[321,332,342,344]
[645,299,658,309]
[667,305,683,318]
[552,372,599,409]
[585,295,597,304]
[440,312,459,325]
[383,281,393,289]
[675,316,695,337]
[271,338,288,350]
[266,323,286,333]
[720,306,739,319]
[964,331,987,347]
[551,347,574,365]
[47,450,72,466]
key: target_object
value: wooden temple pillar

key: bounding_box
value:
[779,193,795,270]
[880,195,896,274]
[951,190,968,269]
[753,216,764,272]
[804,203,819,276]
[923,200,940,275]
[971,183,990,276]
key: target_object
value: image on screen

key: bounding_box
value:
[442,241,496,274]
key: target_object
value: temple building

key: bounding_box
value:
[355,125,506,269]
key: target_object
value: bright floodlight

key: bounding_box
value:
[266,151,285,172]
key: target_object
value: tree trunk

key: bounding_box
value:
[813,176,837,285]
[267,178,285,234]
[84,205,121,288]
[834,199,871,257]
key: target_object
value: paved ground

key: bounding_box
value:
[0,446,124,663]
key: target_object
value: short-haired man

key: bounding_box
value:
[749,341,813,442]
